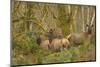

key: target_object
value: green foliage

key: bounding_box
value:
[42,50,72,63]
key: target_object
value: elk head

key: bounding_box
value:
[85,24,94,34]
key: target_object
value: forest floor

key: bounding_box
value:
[12,42,96,65]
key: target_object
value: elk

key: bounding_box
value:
[36,29,56,50]
[44,28,70,52]
[67,24,94,46]
[67,10,95,46]
[36,33,70,51]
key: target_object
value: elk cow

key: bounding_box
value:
[36,36,70,51]
[67,24,94,45]
[36,28,70,51]
[67,11,95,46]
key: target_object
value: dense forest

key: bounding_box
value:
[11,0,96,65]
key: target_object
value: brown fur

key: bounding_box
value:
[50,38,70,52]
[67,25,92,45]
[67,24,93,45]
[61,38,70,48]
[67,32,89,45]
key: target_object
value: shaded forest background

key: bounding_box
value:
[11,0,96,65]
